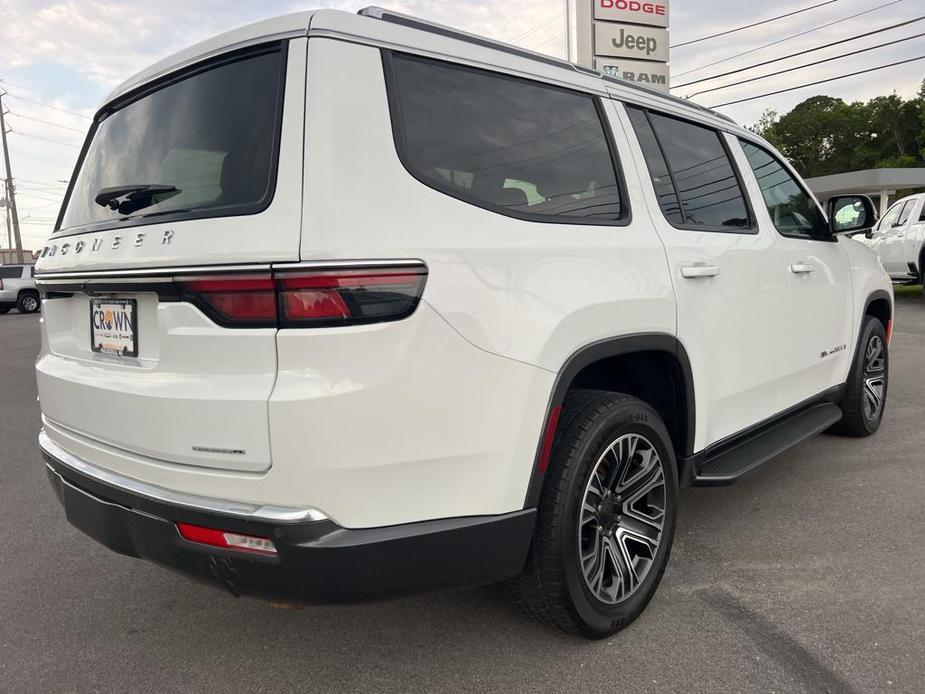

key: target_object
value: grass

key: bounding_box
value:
[894,284,923,298]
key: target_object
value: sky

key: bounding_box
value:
[1,0,923,250]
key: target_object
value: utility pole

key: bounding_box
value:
[3,178,13,252]
[0,91,25,263]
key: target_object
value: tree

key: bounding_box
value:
[750,86,925,178]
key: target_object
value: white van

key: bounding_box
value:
[35,8,891,637]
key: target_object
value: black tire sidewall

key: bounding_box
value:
[854,318,888,434]
[555,399,678,636]
[18,293,39,313]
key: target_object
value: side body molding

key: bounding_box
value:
[523,333,695,508]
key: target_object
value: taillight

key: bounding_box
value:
[177,265,427,328]
[278,268,427,326]
[176,522,277,556]
[181,275,277,325]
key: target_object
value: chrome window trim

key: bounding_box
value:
[35,259,425,283]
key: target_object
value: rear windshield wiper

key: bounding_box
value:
[94,184,181,215]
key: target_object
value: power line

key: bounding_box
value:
[708,54,925,107]
[8,112,86,134]
[511,12,563,44]
[3,92,92,120]
[675,15,925,89]
[687,31,925,97]
[8,131,81,148]
[671,0,842,48]
[533,31,565,50]
[672,0,907,79]
[0,79,94,110]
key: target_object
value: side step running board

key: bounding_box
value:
[693,402,843,486]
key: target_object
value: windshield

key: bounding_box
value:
[59,43,286,232]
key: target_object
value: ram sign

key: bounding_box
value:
[594,58,670,88]
[571,0,670,92]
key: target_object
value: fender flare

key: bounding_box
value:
[522,333,695,509]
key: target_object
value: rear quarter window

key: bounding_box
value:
[384,52,627,225]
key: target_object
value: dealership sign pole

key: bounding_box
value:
[571,0,670,92]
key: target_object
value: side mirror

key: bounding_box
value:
[828,195,877,236]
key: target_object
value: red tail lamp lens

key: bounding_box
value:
[176,522,277,556]
[178,267,427,327]
[278,269,427,325]
[180,275,276,323]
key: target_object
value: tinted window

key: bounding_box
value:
[627,107,750,230]
[387,54,624,223]
[60,44,286,232]
[740,140,827,240]
[625,107,683,225]
[919,200,925,221]
[0,266,22,279]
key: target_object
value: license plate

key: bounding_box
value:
[90,298,138,357]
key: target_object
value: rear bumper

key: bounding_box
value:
[41,431,535,603]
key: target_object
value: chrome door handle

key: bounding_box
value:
[789,263,815,274]
[680,264,720,278]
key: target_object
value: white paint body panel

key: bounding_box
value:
[33,9,893,530]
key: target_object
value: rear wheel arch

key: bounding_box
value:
[524,334,695,508]
[863,291,891,330]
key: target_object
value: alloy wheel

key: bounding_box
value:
[862,334,886,422]
[578,433,666,605]
[21,296,38,312]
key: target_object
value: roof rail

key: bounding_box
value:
[357,6,736,126]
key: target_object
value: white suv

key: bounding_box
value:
[0,263,39,313]
[857,193,925,284]
[34,8,892,637]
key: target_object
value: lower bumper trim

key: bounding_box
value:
[43,450,536,603]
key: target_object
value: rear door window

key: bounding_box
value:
[626,106,751,231]
[59,43,287,233]
[0,267,21,279]
[384,52,627,224]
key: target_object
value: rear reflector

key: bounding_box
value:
[177,266,427,328]
[537,405,562,473]
[886,319,893,346]
[176,522,278,556]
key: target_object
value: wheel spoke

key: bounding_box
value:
[578,431,667,605]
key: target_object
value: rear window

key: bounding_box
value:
[384,53,626,224]
[58,43,287,233]
[0,266,23,279]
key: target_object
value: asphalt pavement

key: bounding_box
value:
[1,295,924,693]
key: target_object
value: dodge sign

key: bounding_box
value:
[594,0,669,28]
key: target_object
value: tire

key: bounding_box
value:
[17,292,40,314]
[511,390,678,638]
[830,316,888,437]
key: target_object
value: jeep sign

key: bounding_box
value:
[594,57,670,88]
[594,0,669,28]
[594,23,669,62]
[571,0,670,92]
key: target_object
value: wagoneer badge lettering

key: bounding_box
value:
[41,229,174,258]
